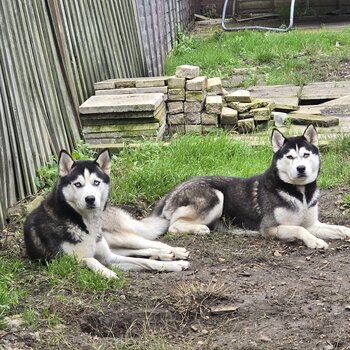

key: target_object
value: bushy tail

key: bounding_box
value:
[103,207,169,240]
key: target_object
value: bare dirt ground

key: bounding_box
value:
[1,187,350,350]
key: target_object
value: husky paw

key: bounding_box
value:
[192,225,210,235]
[306,237,329,249]
[155,249,176,261]
[162,260,190,272]
[101,269,119,279]
[172,247,189,260]
[337,226,350,239]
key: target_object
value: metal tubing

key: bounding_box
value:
[221,0,295,32]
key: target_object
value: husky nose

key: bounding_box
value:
[85,195,95,205]
[297,165,306,173]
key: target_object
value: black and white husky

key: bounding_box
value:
[24,149,189,278]
[151,125,350,249]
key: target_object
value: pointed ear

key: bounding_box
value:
[271,128,285,153]
[95,149,111,175]
[303,124,318,147]
[58,150,75,177]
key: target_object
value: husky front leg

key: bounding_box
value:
[105,231,189,260]
[111,256,190,272]
[264,225,329,249]
[307,222,350,240]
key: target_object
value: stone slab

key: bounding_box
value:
[319,94,350,106]
[185,124,202,134]
[184,101,203,113]
[168,113,185,125]
[225,89,251,103]
[185,112,201,125]
[175,65,200,79]
[167,76,186,89]
[79,94,164,114]
[167,101,184,115]
[201,113,219,125]
[249,84,301,100]
[186,76,207,91]
[300,81,350,101]
[237,118,255,133]
[168,88,185,101]
[135,77,167,88]
[95,86,168,96]
[206,95,223,114]
[288,114,339,127]
[207,77,223,94]
[83,122,159,133]
[186,91,206,102]
[221,107,238,124]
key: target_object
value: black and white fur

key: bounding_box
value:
[150,125,350,249]
[24,149,189,279]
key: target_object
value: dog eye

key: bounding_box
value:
[303,153,310,158]
[286,155,294,160]
[93,180,100,186]
[74,182,82,188]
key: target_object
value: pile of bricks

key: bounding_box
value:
[79,65,279,148]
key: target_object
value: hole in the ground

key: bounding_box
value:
[299,98,334,106]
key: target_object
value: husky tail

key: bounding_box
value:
[103,207,169,240]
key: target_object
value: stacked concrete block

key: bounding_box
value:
[167,65,206,136]
[222,89,274,133]
[79,94,166,145]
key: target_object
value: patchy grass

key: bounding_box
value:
[110,132,350,205]
[165,28,350,86]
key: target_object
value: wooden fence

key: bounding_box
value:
[0,0,195,230]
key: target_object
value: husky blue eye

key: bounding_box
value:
[304,153,310,158]
[286,155,294,160]
[93,180,100,186]
[74,182,82,188]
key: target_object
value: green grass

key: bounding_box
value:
[165,28,350,86]
[110,132,350,205]
[0,258,27,329]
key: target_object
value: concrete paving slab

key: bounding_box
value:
[79,94,164,114]
[301,81,350,101]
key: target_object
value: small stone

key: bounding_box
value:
[207,77,223,95]
[175,65,200,79]
[206,95,223,114]
[167,76,186,89]
[202,329,209,335]
[225,89,251,103]
[186,76,207,91]
[167,101,184,115]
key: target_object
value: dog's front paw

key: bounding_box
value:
[172,247,190,260]
[337,226,350,240]
[305,237,329,249]
[162,260,190,272]
[101,269,119,279]
[192,225,210,235]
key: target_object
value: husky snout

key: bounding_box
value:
[85,195,96,208]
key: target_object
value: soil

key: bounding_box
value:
[1,187,350,350]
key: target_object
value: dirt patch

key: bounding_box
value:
[1,188,350,349]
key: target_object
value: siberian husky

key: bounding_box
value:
[24,149,189,279]
[151,125,350,249]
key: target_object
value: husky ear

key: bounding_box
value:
[303,124,318,147]
[271,128,285,153]
[58,150,75,177]
[95,149,111,175]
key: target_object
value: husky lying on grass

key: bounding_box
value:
[150,125,350,249]
[24,149,189,279]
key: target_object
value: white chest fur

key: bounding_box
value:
[62,212,102,259]
[274,188,319,227]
